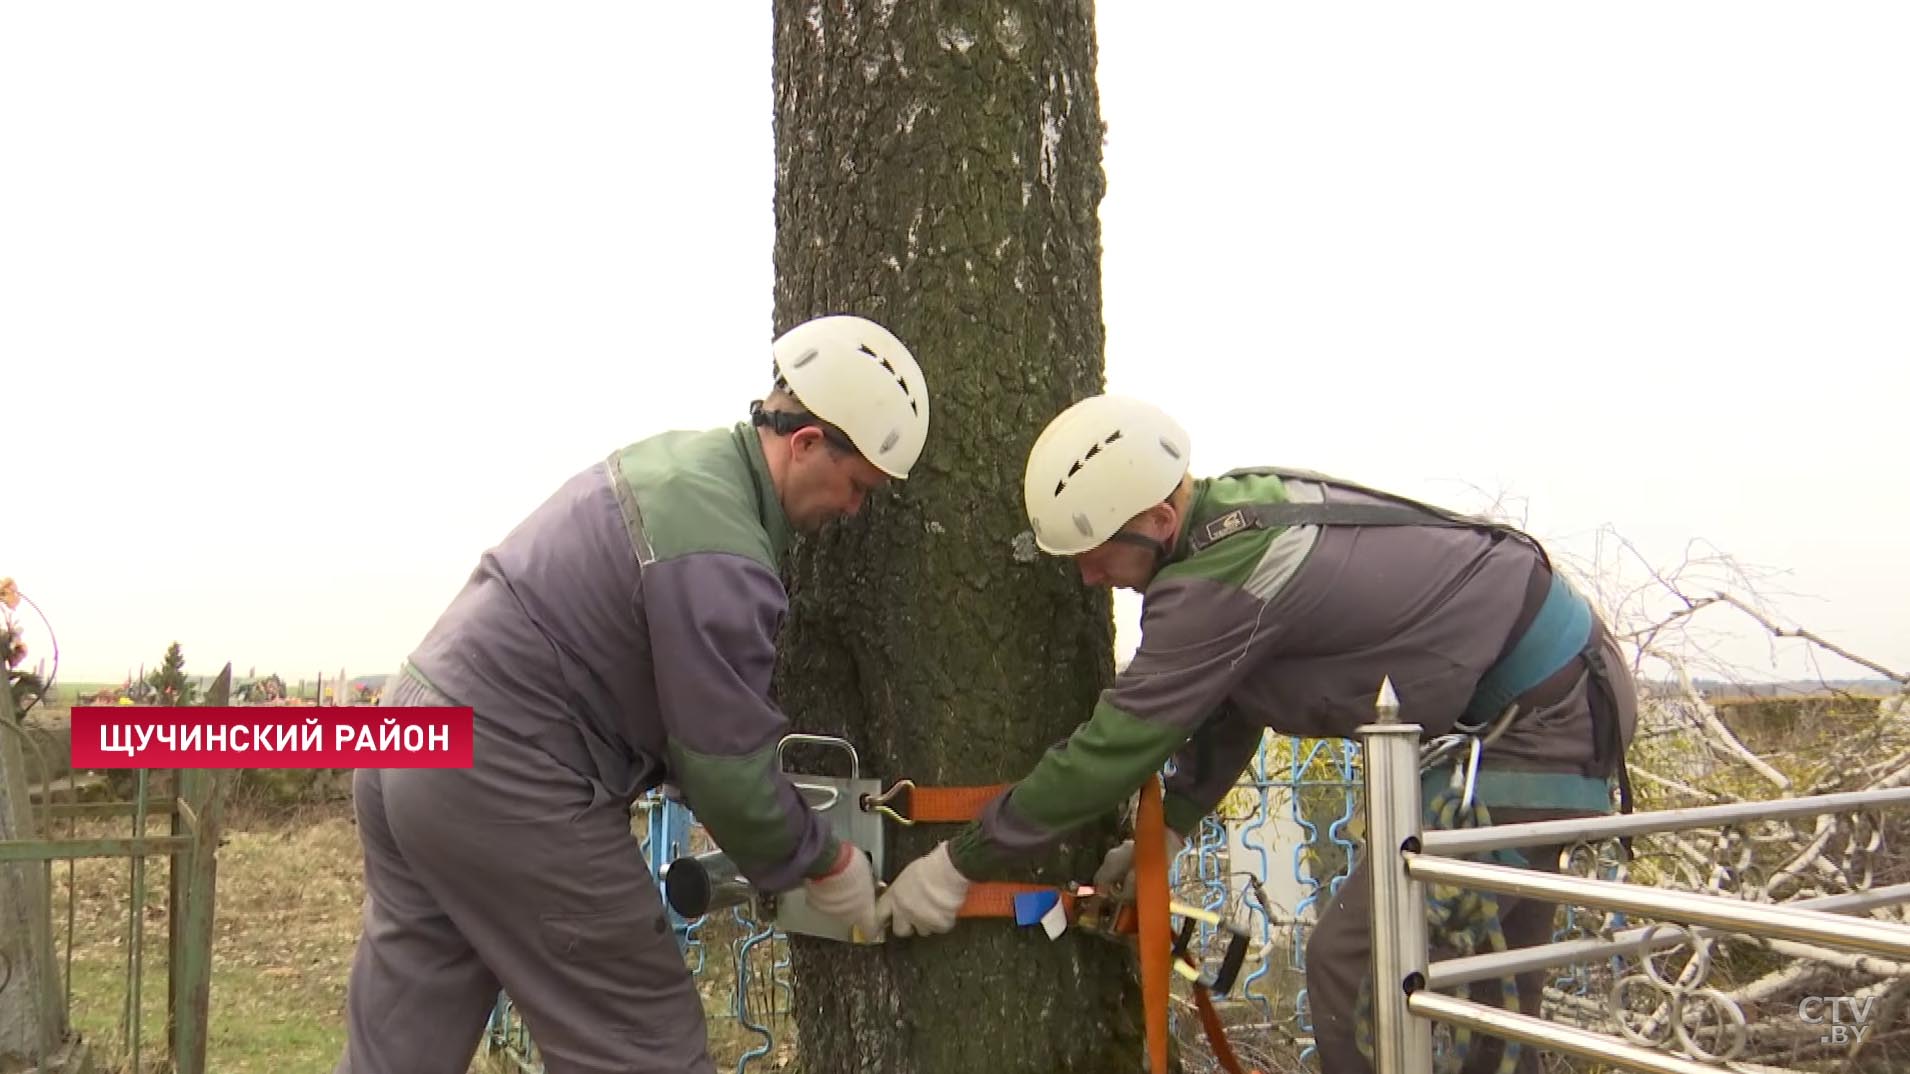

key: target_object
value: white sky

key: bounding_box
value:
[4,4,1905,688]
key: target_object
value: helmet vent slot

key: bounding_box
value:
[1051,429,1125,497]
[858,342,919,415]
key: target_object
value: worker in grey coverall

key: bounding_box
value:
[879,394,1636,1074]
[333,314,933,1074]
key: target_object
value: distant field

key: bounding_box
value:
[47,682,119,702]
[46,679,350,703]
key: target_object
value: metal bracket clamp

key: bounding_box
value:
[660,733,891,943]
[770,734,888,942]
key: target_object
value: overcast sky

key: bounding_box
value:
[4,4,1905,688]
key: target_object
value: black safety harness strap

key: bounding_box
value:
[1186,466,1553,567]
[1187,466,1635,832]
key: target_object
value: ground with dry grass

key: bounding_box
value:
[52,801,371,1073]
[48,796,791,1074]
[20,703,798,1072]
[34,754,1288,1074]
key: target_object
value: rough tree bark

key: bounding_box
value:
[769,2,1143,1071]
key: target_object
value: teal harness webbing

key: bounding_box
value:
[1421,763,1616,818]
[1463,573,1594,726]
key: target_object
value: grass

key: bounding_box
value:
[31,792,1296,1074]
[40,797,791,1074]
[49,801,370,1074]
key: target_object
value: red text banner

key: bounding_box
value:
[70,706,475,769]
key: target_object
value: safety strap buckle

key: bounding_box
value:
[1062,884,1124,938]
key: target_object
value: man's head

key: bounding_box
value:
[1022,394,1193,591]
[754,314,931,534]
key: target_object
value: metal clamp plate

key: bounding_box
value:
[770,735,887,942]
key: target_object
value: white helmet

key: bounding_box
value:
[770,314,930,479]
[1023,394,1191,555]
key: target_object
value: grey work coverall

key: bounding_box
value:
[334,424,843,1074]
[942,468,1638,1074]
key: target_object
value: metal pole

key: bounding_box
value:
[125,768,148,1072]
[1408,855,1910,962]
[1360,677,1432,1073]
[1421,785,1910,856]
[1409,991,1725,1074]
[1428,880,1910,988]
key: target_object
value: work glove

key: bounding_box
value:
[1092,827,1186,902]
[874,841,970,938]
[804,842,880,941]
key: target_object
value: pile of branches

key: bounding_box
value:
[1547,529,1910,1072]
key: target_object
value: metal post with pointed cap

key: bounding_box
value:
[1374,674,1401,723]
[1360,674,1433,1072]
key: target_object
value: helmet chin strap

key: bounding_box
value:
[1105,529,1175,579]
[750,399,859,456]
[1106,530,1170,559]
[1103,501,1181,582]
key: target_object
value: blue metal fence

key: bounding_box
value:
[483,735,1373,1073]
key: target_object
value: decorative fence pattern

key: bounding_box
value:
[483,723,1910,1074]
[483,735,1371,1074]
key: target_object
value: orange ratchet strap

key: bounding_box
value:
[862,779,1013,825]
[868,774,1249,1073]
[862,780,1059,920]
[1135,775,1172,1074]
[958,882,1076,920]
[1196,984,1262,1074]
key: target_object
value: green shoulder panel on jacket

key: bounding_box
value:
[1157,471,1293,589]
[667,738,842,881]
[608,423,794,570]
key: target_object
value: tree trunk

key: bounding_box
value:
[770,2,1141,1071]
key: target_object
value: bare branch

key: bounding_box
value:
[1703,591,1909,686]
[1662,653,1794,792]
[1628,765,1728,803]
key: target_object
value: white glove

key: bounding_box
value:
[804,842,879,941]
[874,841,970,938]
[1092,828,1186,902]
